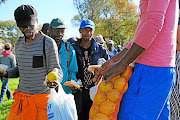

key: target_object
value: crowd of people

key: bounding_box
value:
[0,0,179,119]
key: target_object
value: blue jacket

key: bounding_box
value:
[59,41,78,94]
[72,39,109,82]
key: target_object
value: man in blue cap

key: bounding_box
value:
[49,18,78,94]
[72,19,109,120]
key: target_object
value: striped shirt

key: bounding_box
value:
[7,32,61,95]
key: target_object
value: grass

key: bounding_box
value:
[0,78,19,120]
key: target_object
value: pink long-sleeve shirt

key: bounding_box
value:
[126,0,178,67]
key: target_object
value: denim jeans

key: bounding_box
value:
[0,78,12,104]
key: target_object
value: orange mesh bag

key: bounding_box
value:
[89,63,134,120]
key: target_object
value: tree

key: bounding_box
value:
[72,0,138,47]
[0,20,21,45]
[72,0,112,25]
[0,0,7,5]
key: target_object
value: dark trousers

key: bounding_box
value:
[73,89,93,120]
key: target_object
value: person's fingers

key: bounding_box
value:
[93,66,105,82]
[52,80,58,87]
[47,81,53,88]
[47,80,59,88]
[3,72,7,76]
[102,65,118,85]
[93,70,101,82]
[94,68,99,74]
[79,88,82,91]
[70,86,76,91]
[102,68,112,80]
[95,74,102,85]
[104,72,119,85]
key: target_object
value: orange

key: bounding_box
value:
[93,113,109,120]
[107,89,120,102]
[89,106,100,118]
[100,101,115,115]
[109,114,116,120]
[114,77,128,92]
[110,75,120,83]
[98,81,113,93]
[94,92,107,105]
[121,66,133,81]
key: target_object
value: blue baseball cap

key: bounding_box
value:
[80,20,95,30]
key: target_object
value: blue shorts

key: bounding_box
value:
[117,64,176,120]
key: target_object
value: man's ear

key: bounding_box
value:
[36,19,38,24]
[49,27,52,31]
[79,29,81,33]
[35,19,38,25]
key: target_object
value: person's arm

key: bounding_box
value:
[103,43,144,84]
[133,0,169,49]
[46,37,63,89]
[11,54,16,68]
[46,38,62,80]
[93,39,133,84]
[93,47,128,84]
[95,0,170,84]
[177,25,180,51]
[6,66,19,78]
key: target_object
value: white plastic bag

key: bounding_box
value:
[47,84,78,120]
[89,77,103,101]
[89,58,106,101]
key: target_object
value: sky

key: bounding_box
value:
[0,0,139,39]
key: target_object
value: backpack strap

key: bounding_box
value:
[65,42,70,68]
[43,36,46,64]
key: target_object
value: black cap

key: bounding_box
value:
[14,5,38,27]
[67,37,77,44]
[41,23,49,33]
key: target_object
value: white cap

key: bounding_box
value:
[94,34,105,44]
[107,40,114,45]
